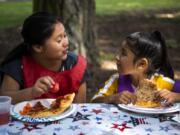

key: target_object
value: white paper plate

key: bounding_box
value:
[118,103,179,114]
[11,99,76,123]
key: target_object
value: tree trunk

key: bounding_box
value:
[33,0,99,65]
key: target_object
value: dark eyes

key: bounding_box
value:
[119,48,127,56]
[64,33,67,38]
[57,39,62,43]
[57,33,67,43]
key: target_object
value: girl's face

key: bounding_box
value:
[116,41,138,75]
[40,22,69,61]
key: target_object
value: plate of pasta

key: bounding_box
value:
[118,103,179,114]
[11,93,76,122]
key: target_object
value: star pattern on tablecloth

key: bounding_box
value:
[112,111,118,114]
[91,109,103,114]
[108,115,122,122]
[81,121,89,125]
[158,116,176,122]
[100,104,113,110]
[123,114,128,117]
[54,127,62,132]
[11,117,17,122]
[44,121,60,126]
[95,116,102,121]
[99,130,118,135]
[82,108,88,112]
[172,133,180,135]
[170,123,180,130]
[78,132,85,135]
[20,123,42,132]
[111,122,132,132]
[159,125,172,132]
[7,131,22,135]
[145,128,154,132]
[126,116,148,127]
[80,105,87,108]
[68,112,91,122]
[69,125,80,131]
[9,123,14,126]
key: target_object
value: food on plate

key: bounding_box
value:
[20,103,32,115]
[135,79,161,108]
[20,93,75,118]
[50,83,59,93]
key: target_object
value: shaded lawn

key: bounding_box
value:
[0,1,32,29]
[96,0,180,15]
[0,1,180,101]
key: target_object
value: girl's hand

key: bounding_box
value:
[156,89,179,104]
[31,76,55,98]
[111,91,137,104]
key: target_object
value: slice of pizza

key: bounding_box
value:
[26,101,48,116]
[20,93,75,118]
[135,79,161,108]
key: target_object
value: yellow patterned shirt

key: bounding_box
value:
[91,73,174,101]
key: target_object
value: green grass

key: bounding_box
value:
[0,1,32,29]
[96,0,180,15]
[0,0,180,29]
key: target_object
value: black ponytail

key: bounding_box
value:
[126,30,174,79]
[152,31,174,79]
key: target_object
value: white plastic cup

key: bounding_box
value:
[0,96,11,125]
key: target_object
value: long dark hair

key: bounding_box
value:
[1,12,62,65]
[125,30,174,79]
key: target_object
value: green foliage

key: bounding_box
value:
[0,1,32,29]
[96,0,180,15]
[99,51,115,61]
[166,39,178,48]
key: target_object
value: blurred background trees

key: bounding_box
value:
[0,0,180,100]
[33,0,99,66]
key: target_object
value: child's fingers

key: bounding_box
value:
[162,97,172,105]
[159,91,170,99]
[124,92,136,103]
[120,91,136,104]
[156,90,170,98]
[31,86,47,98]
[39,76,55,88]
[46,76,55,85]
[120,95,131,104]
[38,83,49,92]
[131,95,137,104]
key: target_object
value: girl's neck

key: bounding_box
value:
[32,54,62,72]
[131,74,146,87]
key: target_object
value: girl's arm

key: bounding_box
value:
[156,90,180,103]
[0,74,53,104]
[0,75,33,104]
[74,82,86,103]
[92,91,136,104]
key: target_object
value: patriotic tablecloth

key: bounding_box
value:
[0,103,179,135]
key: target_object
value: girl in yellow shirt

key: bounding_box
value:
[92,31,178,104]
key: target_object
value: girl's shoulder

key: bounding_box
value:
[0,57,23,86]
[104,73,119,84]
[0,57,22,72]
